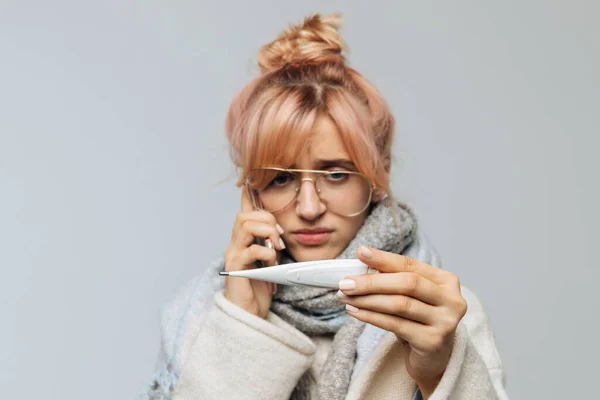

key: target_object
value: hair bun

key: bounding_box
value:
[258,13,347,73]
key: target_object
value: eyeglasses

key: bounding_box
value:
[244,167,375,217]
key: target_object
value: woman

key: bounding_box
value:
[141,13,507,400]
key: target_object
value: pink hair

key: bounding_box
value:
[225,14,396,198]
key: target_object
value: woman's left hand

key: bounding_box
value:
[337,246,468,397]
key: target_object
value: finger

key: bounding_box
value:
[345,306,429,348]
[235,210,279,228]
[226,244,277,271]
[357,246,446,285]
[234,208,285,247]
[242,244,278,267]
[264,239,280,267]
[235,221,285,250]
[339,272,444,306]
[337,292,437,325]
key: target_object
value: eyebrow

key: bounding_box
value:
[292,158,358,171]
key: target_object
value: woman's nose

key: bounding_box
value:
[295,179,326,220]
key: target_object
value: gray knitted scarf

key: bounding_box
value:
[270,197,418,400]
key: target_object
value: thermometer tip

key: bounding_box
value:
[219,271,229,276]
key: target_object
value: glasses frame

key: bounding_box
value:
[244,167,376,217]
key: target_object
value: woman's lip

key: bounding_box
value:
[294,231,332,245]
[293,228,333,234]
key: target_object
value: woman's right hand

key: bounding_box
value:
[223,188,286,319]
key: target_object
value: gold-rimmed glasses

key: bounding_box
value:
[244,167,375,217]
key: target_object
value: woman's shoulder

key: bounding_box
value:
[140,256,226,398]
[158,256,225,361]
[458,285,501,357]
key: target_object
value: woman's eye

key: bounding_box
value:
[270,173,295,186]
[326,171,349,181]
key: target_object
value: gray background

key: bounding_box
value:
[1,1,598,399]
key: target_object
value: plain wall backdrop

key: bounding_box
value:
[1,1,598,399]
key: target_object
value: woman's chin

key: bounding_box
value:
[286,246,341,262]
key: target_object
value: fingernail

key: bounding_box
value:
[339,279,356,290]
[360,246,373,258]
[272,284,278,295]
[265,239,273,249]
[346,304,359,313]
[337,290,351,301]
[276,223,284,234]
[279,238,286,249]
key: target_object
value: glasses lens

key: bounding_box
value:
[246,169,373,216]
[246,169,299,212]
[316,171,372,216]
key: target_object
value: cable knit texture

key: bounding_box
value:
[139,199,509,399]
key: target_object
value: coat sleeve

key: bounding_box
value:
[172,290,317,399]
[137,256,317,400]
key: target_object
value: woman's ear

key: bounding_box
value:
[371,162,391,203]
[371,188,388,203]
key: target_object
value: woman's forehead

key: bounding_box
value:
[290,117,353,169]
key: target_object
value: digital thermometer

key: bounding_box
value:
[219,259,377,289]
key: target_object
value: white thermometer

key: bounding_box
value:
[219,259,377,289]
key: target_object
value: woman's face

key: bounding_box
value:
[272,114,373,262]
